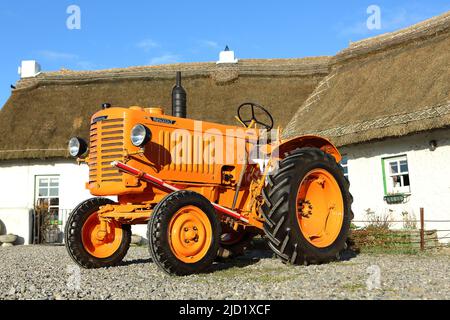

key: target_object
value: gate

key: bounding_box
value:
[32,208,72,244]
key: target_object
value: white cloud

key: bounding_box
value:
[38,50,79,60]
[76,61,97,70]
[148,54,180,65]
[337,7,433,38]
[36,50,98,70]
[198,40,220,49]
[136,39,160,52]
[338,22,370,37]
[381,9,424,30]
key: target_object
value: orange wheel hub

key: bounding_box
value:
[296,169,344,248]
[168,205,212,263]
[81,212,123,258]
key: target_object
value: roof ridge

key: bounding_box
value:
[33,56,330,77]
[335,10,450,63]
[0,148,66,153]
[15,56,331,90]
[304,101,450,138]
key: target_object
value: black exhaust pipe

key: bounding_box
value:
[172,71,187,118]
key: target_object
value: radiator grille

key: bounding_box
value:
[89,118,124,184]
[158,130,216,175]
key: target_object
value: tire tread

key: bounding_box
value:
[262,148,353,265]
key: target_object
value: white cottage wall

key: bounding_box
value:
[0,159,150,244]
[0,160,91,244]
[341,129,450,242]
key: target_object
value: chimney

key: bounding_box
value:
[18,60,41,78]
[216,45,238,64]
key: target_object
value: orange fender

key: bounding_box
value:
[272,135,341,163]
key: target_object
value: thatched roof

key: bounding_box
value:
[283,11,450,146]
[2,12,449,162]
[0,57,329,160]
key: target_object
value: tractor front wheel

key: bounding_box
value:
[262,148,353,265]
[65,198,131,268]
[148,190,221,276]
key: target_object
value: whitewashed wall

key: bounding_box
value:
[341,129,450,241]
[0,160,150,244]
[0,160,90,244]
[0,159,148,244]
[0,209,32,245]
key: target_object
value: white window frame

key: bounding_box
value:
[35,175,60,222]
[340,155,349,179]
[383,155,411,194]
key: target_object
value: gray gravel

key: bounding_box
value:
[0,245,449,300]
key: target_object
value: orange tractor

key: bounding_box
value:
[65,72,353,275]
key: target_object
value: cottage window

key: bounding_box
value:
[383,156,410,194]
[340,155,349,179]
[35,176,60,222]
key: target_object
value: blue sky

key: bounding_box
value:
[0,0,448,107]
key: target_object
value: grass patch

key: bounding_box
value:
[211,264,297,283]
[357,246,419,255]
[341,283,365,292]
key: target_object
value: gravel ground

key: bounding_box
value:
[0,245,449,300]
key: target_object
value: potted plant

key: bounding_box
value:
[383,193,405,204]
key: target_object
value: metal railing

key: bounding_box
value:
[32,208,73,244]
[352,208,450,251]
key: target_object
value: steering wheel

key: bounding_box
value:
[237,102,274,131]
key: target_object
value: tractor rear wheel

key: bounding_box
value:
[65,198,131,268]
[262,148,353,265]
[148,190,221,276]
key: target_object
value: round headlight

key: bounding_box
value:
[68,137,88,157]
[130,124,151,147]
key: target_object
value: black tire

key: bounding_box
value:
[148,190,221,276]
[65,198,131,268]
[262,148,353,265]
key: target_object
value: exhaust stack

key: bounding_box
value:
[172,71,187,118]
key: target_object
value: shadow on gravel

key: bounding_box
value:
[210,249,274,273]
[205,238,275,273]
[118,238,359,271]
[118,250,270,271]
[338,238,361,262]
[338,248,359,262]
[120,258,152,266]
